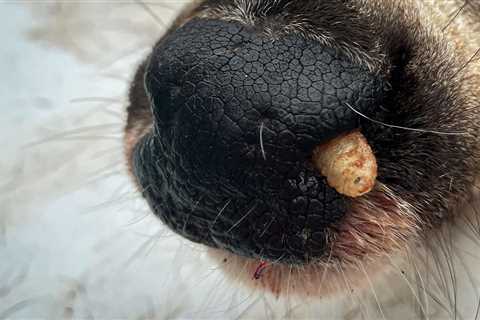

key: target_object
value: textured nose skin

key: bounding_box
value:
[134,18,385,263]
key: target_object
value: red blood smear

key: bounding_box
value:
[253,261,269,280]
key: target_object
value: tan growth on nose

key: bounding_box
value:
[312,130,377,197]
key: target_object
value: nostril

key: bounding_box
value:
[136,17,387,263]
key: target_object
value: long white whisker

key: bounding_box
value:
[345,102,468,136]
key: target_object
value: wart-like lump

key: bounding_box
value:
[312,130,377,198]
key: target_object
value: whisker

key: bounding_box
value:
[259,122,267,161]
[147,1,180,11]
[440,231,458,318]
[258,216,275,238]
[221,261,258,315]
[123,211,152,227]
[98,45,151,71]
[74,167,124,192]
[427,231,458,318]
[233,295,262,320]
[25,135,122,147]
[98,72,131,82]
[450,47,480,80]
[226,204,257,233]
[69,97,123,104]
[359,261,386,320]
[122,230,164,268]
[189,262,224,293]
[284,264,293,315]
[83,184,151,214]
[345,102,468,136]
[134,0,167,27]
[387,254,427,318]
[211,199,232,227]
[226,290,259,317]
[410,250,452,320]
[451,242,480,303]
[23,123,123,148]
[442,0,468,32]
[475,297,480,320]
[408,250,431,318]
[338,265,369,320]
[317,247,333,294]
[0,297,49,319]
[182,197,204,233]
[262,294,275,320]
[197,263,231,314]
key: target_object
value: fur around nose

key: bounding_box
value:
[134,18,386,263]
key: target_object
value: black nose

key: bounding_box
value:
[133,18,385,263]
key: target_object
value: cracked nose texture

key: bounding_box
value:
[134,18,385,263]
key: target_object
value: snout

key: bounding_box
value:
[132,18,386,263]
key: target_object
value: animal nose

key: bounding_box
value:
[134,18,386,263]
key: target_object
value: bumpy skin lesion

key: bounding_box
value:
[125,0,480,297]
[313,130,378,198]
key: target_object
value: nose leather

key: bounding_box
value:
[133,18,386,263]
